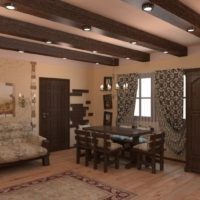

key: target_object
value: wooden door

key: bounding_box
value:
[39,78,70,152]
[186,69,200,173]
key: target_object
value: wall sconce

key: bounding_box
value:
[18,93,26,108]
[100,83,112,91]
[123,83,129,90]
[18,93,36,108]
[100,76,113,91]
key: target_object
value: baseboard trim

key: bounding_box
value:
[164,157,186,163]
[69,145,76,149]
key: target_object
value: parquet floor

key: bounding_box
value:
[0,149,200,200]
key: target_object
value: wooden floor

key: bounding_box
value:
[0,149,200,200]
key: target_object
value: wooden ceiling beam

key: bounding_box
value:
[0,0,187,56]
[0,16,150,62]
[0,36,119,66]
[124,0,200,38]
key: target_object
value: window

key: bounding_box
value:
[183,75,186,119]
[134,74,186,120]
[134,76,152,117]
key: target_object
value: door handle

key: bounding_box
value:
[42,112,49,119]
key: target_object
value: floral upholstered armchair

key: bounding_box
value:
[0,122,49,167]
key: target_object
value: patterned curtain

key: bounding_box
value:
[117,73,138,125]
[155,69,186,154]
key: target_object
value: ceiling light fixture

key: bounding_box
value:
[5,2,16,10]
[163,51,168,54]
[18,50,24,54]
[62,57,67,60]
[142,2,154,12]
[126,57,130,60]
[187,27,195,32]
[130,41,137,45]
[95,62,99,65]
[46,40,52,44]
[82,25,91,31]
[93,50,97,54]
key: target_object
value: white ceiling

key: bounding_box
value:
[0,0,200,56]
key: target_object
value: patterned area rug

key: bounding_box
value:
[0,171,136,200]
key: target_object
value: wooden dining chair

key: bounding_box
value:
[133,132,165,174]
[132,125,154,144]
[92,132,122,173]
[75,129,92,166]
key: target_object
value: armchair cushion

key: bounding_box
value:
[0,122,32,140]
[19,143,47,160]
[26,135,46,146]
[98,138,122,150]
[0,122,49,165]
[0,144,20,164]
[134,143,150,151]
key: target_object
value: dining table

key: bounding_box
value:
[84,125,153,169]
[84,125,152,138]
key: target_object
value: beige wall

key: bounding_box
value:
[1,46,200,160]
[36,59,94,147]
[91,51,200,126]
[0,58,32,123]
[0,50,95,147]
[90,49,200,161]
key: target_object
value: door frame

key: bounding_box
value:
[39,77,70,150]
[185,68,200,172]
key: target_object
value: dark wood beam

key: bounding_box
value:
[0,36,119,66]
[124,0,200,38]
[0,0,187,56]
[0,16,149,62]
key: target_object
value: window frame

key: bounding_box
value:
[183,74,186,120]
[134,73,155,120]
[134,73,186,121]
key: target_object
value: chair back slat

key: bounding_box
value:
[134,131,165,174]
[75,129,92,148]
[149,132,165,153]
[92,131,111,152]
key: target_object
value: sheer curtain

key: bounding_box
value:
[155,69,186,154]
[117,73,138,125]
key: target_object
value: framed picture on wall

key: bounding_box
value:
[103,111,112,126]
[104,76,112,91]
[0,82,15,117]
[103,94,112,109]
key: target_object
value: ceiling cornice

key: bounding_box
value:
[0,36,119,66]
[0,0,187,57]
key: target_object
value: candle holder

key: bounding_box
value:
[18,93,26,108]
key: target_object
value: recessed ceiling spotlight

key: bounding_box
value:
[93,50,97,54]
[82,25,91,31]
[163,51,168,54]
[46,40,52,44]
[62,57,67,60]
[142,2,154,12]
[126,57,130,60]
[18,50,24,54]
[5,2,16,10]
[130,41,137,45]
[187,27,195,32]
[95,62,99,65]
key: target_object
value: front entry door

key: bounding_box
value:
[39,78,70,152]
[186,69,200,173]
